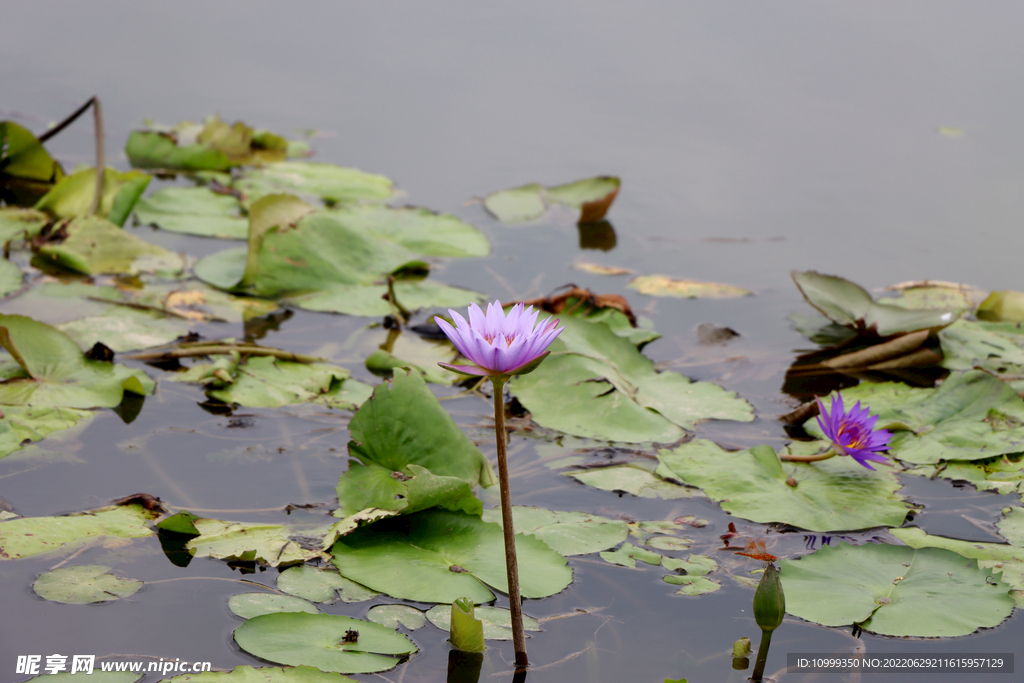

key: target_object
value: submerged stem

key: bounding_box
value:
[778,449,836,463]
[491,376,528,669]
[751,628,773,681]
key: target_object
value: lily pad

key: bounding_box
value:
[35,215,184,276]
[0,207,49,243]
[792,270,956,337]
[0,120,64,203]
[572,262,633,276]
[511,316,754,443]
[327,204,488,257]
[288,280,485,319]
[35,167,151,226]
[277,565,378,604]
[881,281,985,313]
[364,333,463,386]
[997,506,1024,546]
[228,593,319,619]
[904,454,1024,498]
[599,542,662,568]
[0,504,157,560]
[803,371,1024,464]
[57,306,190,353]
[939,319,1024,391]
[656,440,911,532]
[185,518,326,567]
[977,290,1024,322]
[163,666,358,683]
[335,462,482,523]
[568,464,701,499]
[483,184,546,223]
[126,115,290,172]
[484,176,620,224]
[0,258,22,297]
[663,554,718,576]
[0,405,93,459]
[627,276,751,299]
[330,509,572,603]
[663,575,721,596]
[234,612,417,675]
[233,162,393,206]
[134,186,248,239]
[480,506,628,556]
[425,604,541,640]
[366,604,428,630]
[33,564,142,604]
[780,541,1015,636]
[0,314,154,408]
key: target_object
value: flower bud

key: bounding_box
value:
[753,563,785,632]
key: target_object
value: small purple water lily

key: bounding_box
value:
[435,300,564,378]
[815,393,892,470]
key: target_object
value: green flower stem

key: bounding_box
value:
[778,449,836,463]
[491,375,528,669]
[751,628,773,681]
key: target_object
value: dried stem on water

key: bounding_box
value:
[491,376,529,669]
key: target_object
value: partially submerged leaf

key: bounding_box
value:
[33,564,142,604]
[656,440,911,532]
[628,276,751,299]
[0,314,154,408]
[0,207,50,243]
[0,405,93,459]
[480,506,628,556]
[134,186,248,239]
[0,258,22,297]
[484,176,620,224]
[599,542,662,568]
[57,306,191,353]
[0,504,157,560]
[366,604,428,630]
[126,115,291,172]
[185,518,327,567]
[781,541,1015,636]
[277,565,377,604]
[483,184,546,223]
[233,612,417,675]
[568,464,701,499]
[663,574,721,596]
[233,162,393,206]
[35,215,184,276]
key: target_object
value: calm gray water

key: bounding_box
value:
[3,2,1024,682]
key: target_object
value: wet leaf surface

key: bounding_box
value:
[35,167,151,226]
[35,215,184,276]
[567,464,702,499]
[0,504,156,560]
[185,518,327,567]
[134,186,248,239]
[228,593,320,619]
[233,162,393,206]
[0,405,93,459]
[277,565,378,604]
[425,604,541,640]
[33,564,142,604]
[480,506,628,555]
[366,604,427,630]
[484,176,619,223]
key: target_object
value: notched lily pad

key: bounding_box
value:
[0,504,157,560]
[33,564,142,604]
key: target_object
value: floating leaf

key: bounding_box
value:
[326,204,488,257]
[568,464,701,499]
[126,115,290,172]
[977,291,1024,322]
[997,506,1024,546]
[425,604,541,641]
[35,215,184,276]
[480,506,627,556]
[287,280,484,319]
[35,168,151,226]
[277,565,377,604]
[662,554,717,576]
[788,312,859,346]
[0,207,50,243]
[0,314,154,408]
[366,605,427,630]
[233,162,393,206]
[134,186,247,239]
[663,575,721,596]
[0,120,64,204]
[484,177,620,224]
[599,542,662,568]
[57,306,190,353]
[163,666,358,683]
[881,281,985,313]
[628,276,751,299]
[792,270,956,337]
[0,405,92,459]
[483,184,546,223]
[0,258,22,297]
[904,454,1024,498]
[656,440,911,532]
[33,564,142,604]
[330,510,572,603]
[939,319,1024,391]
[572,262,633,276]
[781,541,1014,636]
[234,612,416,675]
[185,518,326,567]
[511,316,753,443]
[803,371,1024,464]
[334,462,482,525]
[228,593,319,619]
[0,504,156,560]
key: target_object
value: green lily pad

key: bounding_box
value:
[599,542,662,568]
[233,162,393,206]
[126,115,290,172]
[663,575,721,596]
[663,554,718,576]
[0,405,93,459]
[335,462,482,523]
[484,176,620,224]
[288,280,485,319]
[780,541,1015,636]
[35,167,151,226]
[33,564,142,604]
[134,186,247,239]
[804,371,1024,464]
[646,536,692,551]
[568,464,701,499]
[627,276,752,299]
[0,120,64,203]
[0,504,157,560]
[0,207,50,243]
[977,290,1024,322]
[511,316,753,443]
[483,183,546,223]
[277,565,378,604]
[228,593,319,619]
[997,506,1024,546]
[326,204,488,257]
[792,270,956,337]
[480,506,628,556]
[57,306,190,353]
[35,215,184,276]
[656,440,911,532]
[163,666,358,683]
[881,282,984,313]
[891,526,1024,606]
[330,509,572,603]
[234,612,417,674]
[364,334,462,386]
[0,258,22,297]
[939,319,1024,391]
[172,354,371,410]
[905,454,1024,498]
[425,604,541,640]
[366,604,428,630]
[185,518,326,567]
[0,314,154,408]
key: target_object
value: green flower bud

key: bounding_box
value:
[753,563,785,632]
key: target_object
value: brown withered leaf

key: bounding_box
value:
[513,285,636,325]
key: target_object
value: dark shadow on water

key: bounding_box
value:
[577,220,616,251]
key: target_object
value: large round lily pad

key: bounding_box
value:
[228,593,319,619]
[781,542,1015,636]
[233,612,416,674]
[33,565,142,604]
[330,509,572,603]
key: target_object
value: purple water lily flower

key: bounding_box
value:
[435,300,564,377]
[816,393,892,470]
